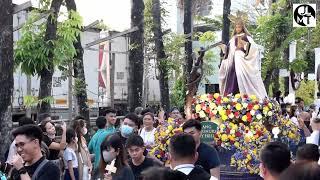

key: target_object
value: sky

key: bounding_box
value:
[13,0,177,32]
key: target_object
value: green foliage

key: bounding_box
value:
[170,76,186,109]
[289,58,308,73]
[23,95,38,108]
[194,15,222,30]
[163,33,186,76]
[296,80,315,105]
[197,31,216,44]
[23,95,54,108]
[74,78,87,97]
[14,10,82,76]
[254,0,309,86]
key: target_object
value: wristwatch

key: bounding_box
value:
[17,167,27,175]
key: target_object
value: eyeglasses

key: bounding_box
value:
[15,139,35,149]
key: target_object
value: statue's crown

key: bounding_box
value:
[228,11,249,25]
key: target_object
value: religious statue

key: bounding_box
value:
[219,11,267,99]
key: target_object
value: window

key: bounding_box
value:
[117,72,124,80]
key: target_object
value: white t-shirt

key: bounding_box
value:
[306,130,320,145]
[63,147,78,169]
[290,117,299,127]
[139,127,156,146]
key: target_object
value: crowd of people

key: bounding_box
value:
[0,99,319,180]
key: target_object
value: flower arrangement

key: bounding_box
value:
[193,93,300,173]
[149,117,183,162]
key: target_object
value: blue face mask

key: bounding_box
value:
[120,124,134,137]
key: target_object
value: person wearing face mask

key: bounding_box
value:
[116,113,140,148]
[72,117,93,180]
[63,128,79,180]
[99,134,134,180]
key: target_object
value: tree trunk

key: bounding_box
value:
[0,0,13,161]
[128,0,145,112]
[151,0,170,111]
[65,0,90,128]
[38,0,63,114]
[264,69,273,94]
[184,0,194,119]
[184,0,193,77]
[222,0,231,44]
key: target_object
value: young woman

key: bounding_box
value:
[40,118,66,171]
[72,117,93,180]
[99,134,134,180]
[64,129,79,180]
[139,112,156,150]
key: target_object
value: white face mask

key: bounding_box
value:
[81,127,88,135]
[102,150,116,163]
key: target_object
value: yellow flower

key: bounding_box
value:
[253,105,259,110]
[249,95,257,100]
[236,103,242,110]
[221,115,228,121]
[213,93,220,99]
[228,135,235,141]
[160,131,166,137]
[288,132,296,139]
[223,97,229,103]
[234,142,240,148]
[244,136,251,143]
[220,124,226,130]
[235,94,241,98]
[219,109,226,116]
[200,94,207,101]
[268,103,273,108]
[167,118,174,124]
[242,115,247,122]
[195,104,201,112]
[221,134,228,142]
[168,125,173,131]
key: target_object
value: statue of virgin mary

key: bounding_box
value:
[219,11,267,99]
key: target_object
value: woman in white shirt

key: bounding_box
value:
[139,112,157,149]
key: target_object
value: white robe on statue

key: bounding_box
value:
[219,34,267,99]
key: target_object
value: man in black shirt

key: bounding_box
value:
[10,125,60,180]
[169,134,213,180]
[126,135,162,180]
[182,119,220,179]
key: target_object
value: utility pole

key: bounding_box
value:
[110,51,115,109]
[68,63,73,122]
